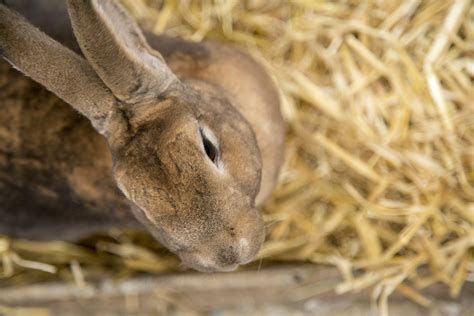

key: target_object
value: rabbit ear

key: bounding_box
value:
[67,0,178,104]
[0,4,117,135]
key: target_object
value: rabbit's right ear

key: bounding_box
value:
[67,0,179,105]
[0,4,118,136]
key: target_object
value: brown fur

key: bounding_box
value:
[0,0,284,272]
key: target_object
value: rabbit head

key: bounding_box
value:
[111,81,266,272]
[0,0,265,272]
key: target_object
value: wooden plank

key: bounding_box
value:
[1,265,473,315]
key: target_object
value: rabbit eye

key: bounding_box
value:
[203,137,218,163]
[200,128,219,165]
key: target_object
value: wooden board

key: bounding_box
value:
[1,265,473,315]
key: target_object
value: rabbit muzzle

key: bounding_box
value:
[179,238,261,273]
[177,210,265,273]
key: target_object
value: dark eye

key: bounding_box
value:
[201,130,219,164]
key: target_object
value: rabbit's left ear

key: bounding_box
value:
[67,0,179,104]
[0,3,117,135]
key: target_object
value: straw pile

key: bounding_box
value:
[1,0,473,314]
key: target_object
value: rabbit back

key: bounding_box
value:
[0,60,139,240]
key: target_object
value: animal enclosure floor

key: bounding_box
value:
[1,265,472,316]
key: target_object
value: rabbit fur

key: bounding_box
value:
[0,0,285,272]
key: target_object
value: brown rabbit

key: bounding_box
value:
[0,0,284,272]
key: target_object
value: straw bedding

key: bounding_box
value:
[1,0,473,313]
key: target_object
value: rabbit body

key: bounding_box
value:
[0,0,284,271]
[0,58,134,239]
[0,37,284,239]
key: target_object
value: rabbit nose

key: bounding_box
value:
[216,246,239,266]
[216,239,251,266]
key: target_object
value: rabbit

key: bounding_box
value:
[0,0,285,272]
